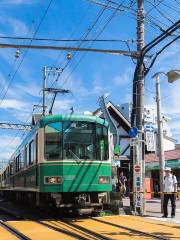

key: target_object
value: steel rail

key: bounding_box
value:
[91,217,169,240]
[0,220,30,240]
[37,220,91,240]
[63,220,114,240]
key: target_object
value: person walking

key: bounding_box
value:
[118,171,127,197]
[163,167,177,218]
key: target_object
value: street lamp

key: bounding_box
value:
[152,70,180,213]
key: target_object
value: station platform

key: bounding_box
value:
[1,215,180,240]
[1,197,180,240]
[123,197,180,223]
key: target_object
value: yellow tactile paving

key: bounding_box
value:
[0,225,19,240]
[70,218,153,239]
[94,215,180,239]
[5,220,76,240]
[43,220,97,240]
[2,216,180,240]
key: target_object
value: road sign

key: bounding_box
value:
[134,164,141,173]
[145,131,156,151]
[129,127,138,138]
[145,124,154,132]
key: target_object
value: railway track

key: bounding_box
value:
[0,206,113,240]
[0,205,179,239]
[0,220,30,240]
[90,217,168,240]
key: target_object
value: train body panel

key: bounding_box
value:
[39,162,112,192]
[0,114,112,208]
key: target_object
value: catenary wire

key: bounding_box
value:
[0,0,54,107]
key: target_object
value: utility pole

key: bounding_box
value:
[131,0,145,214]
[42,66,47,116]
[155,75,165,213]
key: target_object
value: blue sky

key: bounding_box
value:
[0,0,179,167]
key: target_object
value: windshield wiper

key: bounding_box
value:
[69,150,81,163]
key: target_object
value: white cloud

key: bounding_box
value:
[0,16,28,36]
[113,67,133,86]
[0,135,21,165]
[0,99,30,111]
[53,99,74,112]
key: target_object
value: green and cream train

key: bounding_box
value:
[0,114,112,213]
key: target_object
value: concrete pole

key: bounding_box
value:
[135,0,145,214]
[42,66,47,116]
[155,75,165,213]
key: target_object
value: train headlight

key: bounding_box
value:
[44,176,63,184]
[98,176,110,184]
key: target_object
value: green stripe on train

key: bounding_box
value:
[39,114,109,128]
[40,164,112,192]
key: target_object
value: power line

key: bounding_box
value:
[146,0,177,24]
[0,0,54,163]
[0,0,54,107]
[59,0,127,89]
[46,0,112,93]
[0,35,134,43]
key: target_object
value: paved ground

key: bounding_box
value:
[123,197,180,224]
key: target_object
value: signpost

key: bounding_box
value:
[145,124,156,152]
[129,127,144,214]
[134,164,142,208]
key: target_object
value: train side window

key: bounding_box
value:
[24,145,28,167]
[20,150,24,169]
[16,155,20,172]
[8,166,10,177]
[45,122,62,160]
[29,140,34,165]
[96,124,109,161]
[10,163,13,175]
[35,134,38,163]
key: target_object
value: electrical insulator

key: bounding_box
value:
[15,49,20,58]
[67,52,72,60]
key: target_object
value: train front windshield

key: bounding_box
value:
[44,121,109,161]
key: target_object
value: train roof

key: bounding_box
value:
[39,114,109,128]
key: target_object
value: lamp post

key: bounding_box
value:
[152,70,180,213]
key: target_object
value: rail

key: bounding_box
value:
[0,220,30,240]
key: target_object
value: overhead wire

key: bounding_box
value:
[2,0,103,151]
[146,0,177,24]
[58,0,127,89]
[47,0,112,95]
[0,0,54,107]
[0,20,35,98]
[0,35,134,43]
[0,0,54,160]
[157,0,180,14]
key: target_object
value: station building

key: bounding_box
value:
[94,100,180,191]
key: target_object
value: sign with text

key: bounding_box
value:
[135,192,142,207]
[145,131,156,152]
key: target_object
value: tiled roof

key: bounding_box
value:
[145,149,180,163]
